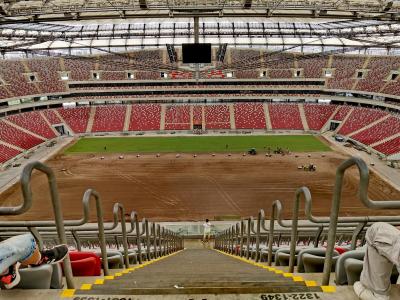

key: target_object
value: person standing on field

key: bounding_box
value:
[202,219,212,243]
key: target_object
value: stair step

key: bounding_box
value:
[78,285,322,295]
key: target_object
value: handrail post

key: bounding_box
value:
[82,190,109,276]
[240,220,244,257]
[246,219,251,259]
[268,201,281,266]
[115,203,129,268]
[313,226,323,248]
[145,219,151,260]
[289,187,311,273]
[28,227,43,251]
[156,224,161,257]
[161,227,166,256]
[255,214,261,262]
[152,223,158,258]
[71,230,82,251]
[19,162,75,289]
[322,157,370,285]
[350,221,367,250]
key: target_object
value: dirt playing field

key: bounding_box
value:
[0,150,400,222]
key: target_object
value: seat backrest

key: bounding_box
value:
[335,249,365,286]
[17,264,53,289]
[297,248,339,273]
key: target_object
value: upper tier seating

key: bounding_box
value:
[382,81,400,96]
[92,105,126,132]
[165,105,190,130]
[350,116,400,146]
[57,107,91,133]
[303,104,337,131]
[42,110,62,125]
[327,55,366,90]
[0,120,44,150]
[266,53,294,79]
[297,56,327,78]
[129,104,161,131]
[0,60,38,98]
[7,111,57,139]
[201,70,225,79]
[0,144,21,163]
[99,55,130,81]
[135,72,160,80]
[234,103,266,129]
[27,59,66,94]
[0,86,11,99]
[205,105,230,129]
[64,58,96,81]
[269,103,303,130]
[332,106,351,121]
[338,107,388,136]
[355,57,400,93]
[170,71,193,79]
[373,136,400,156]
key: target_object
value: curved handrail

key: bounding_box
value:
[112,203,129,268]
[267,200,282,266]
[0,161,75,289]
[288,187,312,272]
[322,157,400,286]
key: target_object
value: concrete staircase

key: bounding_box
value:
[73,249,323,296]
[86,106,96,133]
[298,103,309,131]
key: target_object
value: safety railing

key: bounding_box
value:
[0,161,183,289]
[215,156,400,286]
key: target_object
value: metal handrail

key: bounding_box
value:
[0,161,75,289]
[322,156,400,286]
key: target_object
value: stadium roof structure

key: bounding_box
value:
[1,0,400,57]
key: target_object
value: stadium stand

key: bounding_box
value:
[303,104,337,131]
[26,58,66,94]
[57,107,91,133]
[193,105,203,126]
[42,110,62,125]
[332,106,352,121]
[327,55,366,90]
[0,103,399,167]
[204,105,231,129]
[297,56,327,78]
[98,55,130,81]
[234,103,266,129]
[337,107,388,136]
[266,53,295,78]
[0,120,44,150]
[7,111,57,139]
[165,105,191,130]
[269,103,303,130]
[64,58,96,81]
[355,57,400,93]
[91,105,127,132]
[0,60,38,98]
[129,104,161,131]
[0,144,21,163]
[350,116,400,146]
[373,136,400,156]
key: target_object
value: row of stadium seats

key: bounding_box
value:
[215,157,400,289]
[0,160,183,290]
[0,104,399,164]
[2,52,400,99]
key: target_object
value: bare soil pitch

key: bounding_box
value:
[1,150,399,222]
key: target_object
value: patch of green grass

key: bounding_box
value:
[65,135,331,154]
